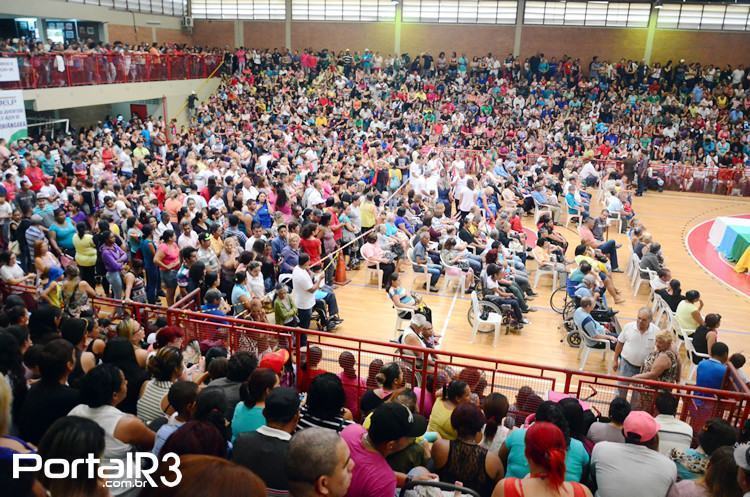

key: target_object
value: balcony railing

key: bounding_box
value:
[0,52,223,90]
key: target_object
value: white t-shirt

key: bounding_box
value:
[0,263,24,283]
[458,188,477,212]
[654,414,693,457]
[617,322,659,367]
[292,266,316,310]
[590,442,676,497]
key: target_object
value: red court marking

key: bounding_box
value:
[686,214,750,299]
[524,228,537,247]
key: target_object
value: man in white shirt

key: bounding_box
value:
[591,411,677,497]
[580,160,599,187]
[177,221,199,250]
[613,307,659,388]
[653,391,693,457]
[292,253,322,339]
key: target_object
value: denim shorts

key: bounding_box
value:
[161,269,178,289]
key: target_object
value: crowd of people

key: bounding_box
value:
[0,41,749,496]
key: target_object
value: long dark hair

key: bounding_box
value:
[239,368,277,408]
[482,393,509,442]
[76,222,88,239]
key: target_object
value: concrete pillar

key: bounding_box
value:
[643,5,658,64]
[513,0,525,57]
[234,19,243,47]
[394,2,402,56]
[285,0,292,49]
[151,26,157,43]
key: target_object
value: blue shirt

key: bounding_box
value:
[504,427,590,482]
[231,404,266,442]
[696,358,726,391]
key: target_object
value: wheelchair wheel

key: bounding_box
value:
[311,307,327,331]
[566,330,582,348]
[467,300,503,334]
[562,300,577,322]
[549,287,567,314]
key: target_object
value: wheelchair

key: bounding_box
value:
[558,284,620,348]
[467,279,519,333]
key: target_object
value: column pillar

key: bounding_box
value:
[285,0,292,50]
[394,2,402,55]
[234,20,243,47]
[513,0,525,57]
[643,5,658,64]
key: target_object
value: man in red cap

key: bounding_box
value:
[590,411,677,497]
[259,348,290,376]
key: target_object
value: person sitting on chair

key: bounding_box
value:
[482,264,527,329]
[573,296,618,351]
[385,273,432,323]
[397,314,439,371]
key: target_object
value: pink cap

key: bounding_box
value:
[623,411,660,442]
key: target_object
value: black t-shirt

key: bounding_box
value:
[19,381,81,445]
[232,432,290,492]
[691,326,710,364]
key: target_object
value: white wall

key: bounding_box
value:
[23,77,221,126]
[0,0,183,29]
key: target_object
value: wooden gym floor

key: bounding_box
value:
[331,191,750,377]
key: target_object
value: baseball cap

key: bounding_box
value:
[200,232,212,241]
[259,349,290,374]
[734,443,750,471]
[368,402,428,444]
[263,387,300,422]
[622,411,660,443]
[204,288,223,303]
[30,214,44,225]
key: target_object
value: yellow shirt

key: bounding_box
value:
[427,399,457,440]
[360,201,377,229]
[675,300,700,332]
[73,233,97,267]
[210,236,225,257]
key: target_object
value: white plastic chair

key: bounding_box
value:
[532,259,559,290]
[360,246,383,288]
[533,198,552,224]
[440,253,466,294]
[625,252,640,281]
[577,322,611,371]
[407,247,431,293]
[607,212,623,234]
[391,302,411,340]
[470,291,503,346]
[680,327,710,383]
[564,198,584,231]
[632,268,657,297]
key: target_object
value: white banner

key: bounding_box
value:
[0,59,20,82]
[0,90,28,143]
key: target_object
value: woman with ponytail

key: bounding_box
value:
[492,422,593,497]
[359,361,403,418]
[481,392,511,452]
[230,368,279,442]
[428,379,471,440]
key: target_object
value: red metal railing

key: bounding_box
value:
[166,308,750,430]
[3,281,749,430]
[0,52,223,90]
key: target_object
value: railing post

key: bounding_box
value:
[65,55,72,87]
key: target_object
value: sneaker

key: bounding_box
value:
[429,287,439,293]
[525,307,538,312]
[611,268,624,273]
[521,318,530,325]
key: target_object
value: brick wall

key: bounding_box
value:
[155,28,193,46]
[244,21,286,49]
[192,20,235,48]
[401,23,514,57]
[652,30,750,66]
[108,24,146,45]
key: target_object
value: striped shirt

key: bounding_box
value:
[136,380,172,425]
[296,405,353,433]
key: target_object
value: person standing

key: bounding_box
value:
[612,307,659,396]
[292,253,323,340]
[100,230,128,300]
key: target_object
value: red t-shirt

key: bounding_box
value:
[299,237,322,267]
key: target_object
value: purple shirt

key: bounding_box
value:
[341,424,396,497]
[100,244,127,272]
